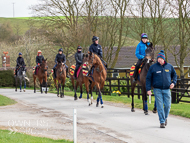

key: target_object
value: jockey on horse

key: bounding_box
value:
[86,36,107,76]
[53,48,69,78]
[133,33,150,83]
[35,50,44,75]
[74,46,84,79]
[15,52,26,75]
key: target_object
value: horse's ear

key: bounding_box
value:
[86,54,88,58]
[89,52,92,56]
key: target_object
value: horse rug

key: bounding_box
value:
[69,63,88,77]
[129,63,144,77]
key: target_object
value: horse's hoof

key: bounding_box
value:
[23,89,25,92]
[152,109,157,113]
[131,109,135,112]
[101,105,104,108]
[34,91,36,93]
[15,90,17,92]
[144,111,149,115]
[57,94,59,97]
[45,92,47,94]
[96,103,99,107]
[74,97,77,100]
[89,103,91,106]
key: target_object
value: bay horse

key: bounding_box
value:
[15,66,28,92]
[69,62,93,104]
[85,52,107,108]
[33,59,48,94]
[54,60,66,98]
[130,42,156,115]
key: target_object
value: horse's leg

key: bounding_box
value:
[96,83,101,107]
[20,77,22,92]
[39,78,43,94]
[79,83,83,99]
[84,79,90,105]
[90,82,96,105]
[131,79,136,112]
[23,77,26,92]
[74,81,79,100]
[15,77,17,92]
[153,100,157,113]
[33,76,36,93]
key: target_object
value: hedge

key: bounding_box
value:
[0,70,15,87]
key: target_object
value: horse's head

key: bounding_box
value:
[41,58,48,71]
[84,52,97,68]
[145,42,154,65]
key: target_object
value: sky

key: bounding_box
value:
[0,0,39,17]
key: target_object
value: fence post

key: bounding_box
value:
[127,77,130,97]
[73,109,77,143]
[109,79,111,95]
[118,79,120,92]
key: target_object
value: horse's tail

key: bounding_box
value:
[25,77,30,82]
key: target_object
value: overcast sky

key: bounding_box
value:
[0,0,39,17]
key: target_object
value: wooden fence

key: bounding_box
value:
[100,68,190,103]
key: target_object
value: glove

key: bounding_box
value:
[38,63,40,66]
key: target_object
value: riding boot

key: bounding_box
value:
[86,68,92,76]
[66,68,70,78]
[133,68,138,83]
[35,67,37,75]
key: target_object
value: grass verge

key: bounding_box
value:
[0,94,16,106]
[0,129,73,143]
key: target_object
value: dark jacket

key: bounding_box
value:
[55,53,66,64]
[146,61,177,91]
[75,52,84,65]
[89,43,103,58]
[36,55,44,64]
[16,57,25,67]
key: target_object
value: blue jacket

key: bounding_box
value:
[146,62,177,91]
[135,41,147,60]
[89,43,103,58]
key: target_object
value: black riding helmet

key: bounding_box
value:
[77,46,82,49]
[58,48,63,53]
[92,36,99,42]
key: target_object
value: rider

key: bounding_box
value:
[35,50,44,75]
[15,52,25,75]
[53,48,69,78]
[133,33,150,83]
[86,36,107,76]
[74,46,84,79]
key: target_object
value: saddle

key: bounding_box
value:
[69,63,88,78]
[129,63,144,77]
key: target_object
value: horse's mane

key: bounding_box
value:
[93,53,103,66]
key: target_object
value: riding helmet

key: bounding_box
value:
[19,52,22,55]
[38,50,42,53]
[58,48,63,52]
[77,45,82,49]
[141,33,148,39]
[92,36,99,42]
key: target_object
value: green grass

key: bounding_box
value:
[0,129,72,143]
[0,94,16,106]
[49,89,190,119]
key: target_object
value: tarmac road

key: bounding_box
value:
[1,89,190,143]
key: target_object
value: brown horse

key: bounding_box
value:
[69,63,93,104]
[85,52,107,108]
[33,59,48,94]
[54,60,66,98]
[130,43,156,115]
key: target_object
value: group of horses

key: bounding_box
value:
[14,43,157,114]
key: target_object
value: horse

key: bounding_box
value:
[85,52,107,108]
[15,66,28,92]
[33,59,48,94]
[130,42,156,115]
[53,60,66,98]
[69,60,94,104]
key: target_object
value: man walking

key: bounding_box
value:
[146,50,177,128]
